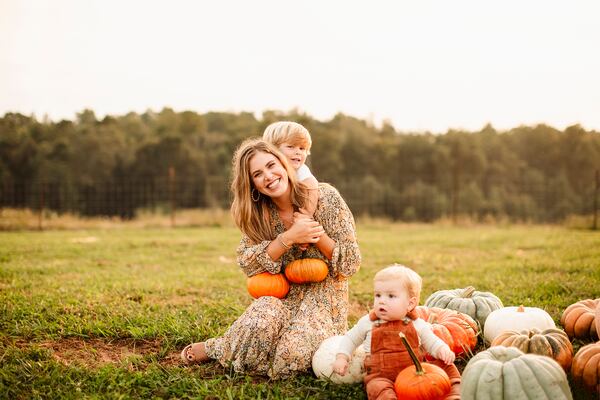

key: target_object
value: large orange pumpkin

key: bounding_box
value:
[490,327,574,370]
[394,332,451,400]
[284,258,329,284]
[416,306,478,357]
[560,298,599,341]
[571,341,600,393]
[247,272,289,299]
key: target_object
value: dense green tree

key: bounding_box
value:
[1,110,599,222]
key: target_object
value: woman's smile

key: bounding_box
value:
[249,151,289,198]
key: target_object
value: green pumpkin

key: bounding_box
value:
[424,286,503,330]
[461,346,572,400]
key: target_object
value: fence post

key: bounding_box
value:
[169,166,176,228]
[38,182,45,231]
[593,170,599,230]
[451,164,460,224]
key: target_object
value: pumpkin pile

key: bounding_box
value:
[246,258,329,299]
[311,285,599,399]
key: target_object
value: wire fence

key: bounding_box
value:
[2,171,599,229]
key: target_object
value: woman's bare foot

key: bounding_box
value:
[181,342,210,364]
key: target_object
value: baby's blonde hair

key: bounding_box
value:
[373,264,422,302]
[262,121,312,154]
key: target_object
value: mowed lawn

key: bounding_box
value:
[1,223,599,399]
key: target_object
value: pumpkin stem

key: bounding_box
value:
[517,305,525,312]
[399,332,423,374]
[462,286,476,298]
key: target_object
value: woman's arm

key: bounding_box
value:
[318,186,361,278]
[237,217,325,277]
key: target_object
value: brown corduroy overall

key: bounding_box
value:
[363,316,461,400]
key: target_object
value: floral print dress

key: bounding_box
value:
[204,184,361,379]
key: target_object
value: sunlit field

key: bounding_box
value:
[1,221,599,399]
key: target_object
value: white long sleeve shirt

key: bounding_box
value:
[336,314,449,361]
[296,164,315,182]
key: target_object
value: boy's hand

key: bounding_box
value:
[332,354,350,376]
[437,346,455,365]
[294,208,318,250]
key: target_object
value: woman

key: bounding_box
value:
[181,138,361,378]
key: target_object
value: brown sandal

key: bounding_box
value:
[181,342,210,364]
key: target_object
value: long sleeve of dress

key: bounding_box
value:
[318,185,361,278]
[236,235,282,277]
[336,314,371,360]
[413,318,451,359]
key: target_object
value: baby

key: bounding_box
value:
[263,121,319,217]
[332,264,460,400]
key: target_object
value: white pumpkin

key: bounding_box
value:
[312,335,366,384]
[484,305,556,343]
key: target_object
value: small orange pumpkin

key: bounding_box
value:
[394,332,451,400]
[284,258,329,284]
[560,298,599,341]
[247,272,289,299]
[416,306,478,357]
[490,327,574,370]
[571,341,600,393]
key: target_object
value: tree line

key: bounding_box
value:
[1,109,599,222]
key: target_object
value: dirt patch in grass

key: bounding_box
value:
[10,337,236,377]
[34,338,162,368]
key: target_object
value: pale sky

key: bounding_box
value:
[1,0,599,132]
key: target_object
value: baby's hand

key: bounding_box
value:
[437,346,456,365]
[332,354,349,376]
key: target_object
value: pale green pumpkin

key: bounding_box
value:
[461,346,572,400]
[424,286,503,330]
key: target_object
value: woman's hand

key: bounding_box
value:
[293,209,316,250]
[284,215,324,245]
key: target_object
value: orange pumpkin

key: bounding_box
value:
[394,332,451,400]
[416,306,478,357]
[596,301,600,338]
[247,272,289,299]
[490,327,574,370]
[571,342,600,393]
[284,258,329,284]
[560,298,599,341]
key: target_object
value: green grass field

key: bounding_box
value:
[1,223,599,399]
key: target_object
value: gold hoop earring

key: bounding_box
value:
[251,188,261,202]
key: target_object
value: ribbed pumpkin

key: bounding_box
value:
[461,346,573,400]
[483,305,556,343]
[415,306,478,357]
[394,332,451,400]
[311,335,367,384]
[424,286,503,331]
[490,327,573,370]
[284,258,329,284]
[247,272,289,299]
[560,298,599,341]
[571,342,600,393]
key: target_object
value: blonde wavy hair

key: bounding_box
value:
[262,121,312,154]
[374,264,422,302]
[230,138,309,243]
